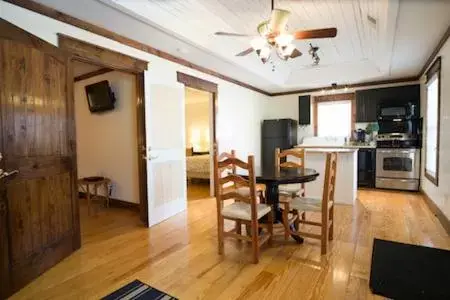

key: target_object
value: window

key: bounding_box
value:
[317,100,352,136]
[314,93,355,137]
[425,57,441,185]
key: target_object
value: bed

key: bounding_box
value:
[186,152,211,180]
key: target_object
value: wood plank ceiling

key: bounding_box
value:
[105,0,449,91]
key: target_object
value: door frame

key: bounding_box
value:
[176,72,218,196]
[58,34,149,225]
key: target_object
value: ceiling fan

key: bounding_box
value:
[214,0,337,64]
[309,43,320,65]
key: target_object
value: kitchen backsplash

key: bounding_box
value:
[297,123,378,144]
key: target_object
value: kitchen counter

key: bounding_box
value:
[298,147,358,153]
[295,144,376,149]
[290,147,358,205]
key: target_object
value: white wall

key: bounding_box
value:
[185,90,210,152]
[420,38,450,220]
[75,71,139,204]
[0,2,270,225]
[263,95,309,143]
[0,2,269,158]
[2,2,420,166]
[9,1,446,222]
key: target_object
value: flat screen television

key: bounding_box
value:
[85,80,116,113]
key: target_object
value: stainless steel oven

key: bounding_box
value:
[376,148,420,191]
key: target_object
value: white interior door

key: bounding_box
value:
[146,84,187,227]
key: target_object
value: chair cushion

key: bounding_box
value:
[221,202,271,221]
[279,184,303,194]
[290,196,323,212]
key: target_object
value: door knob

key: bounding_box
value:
[142,155,158,161]
[0,170,19,180]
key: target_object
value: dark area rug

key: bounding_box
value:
[370,238,450,299]
[102,280,177,300]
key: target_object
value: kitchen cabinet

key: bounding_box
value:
[356,91,378,122]
[355,84,420,122]
[357,148,376,188]
[298,95,311,125]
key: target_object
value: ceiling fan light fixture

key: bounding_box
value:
[277,43,295,60]
[250,37,267,50]
[257,21,271,37]
[283,44,295,56]
[258,46,271,63]
[276,48,288,61]
[269,9,291,33]
[275,33,293,47]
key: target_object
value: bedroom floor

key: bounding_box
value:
[187,181,210,201]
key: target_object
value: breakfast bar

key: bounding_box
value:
[294,147,358,205]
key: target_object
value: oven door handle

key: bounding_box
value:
[377,149,416,155]
[396,150,415,155]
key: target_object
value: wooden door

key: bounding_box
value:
[0,181,11,299]
[146,84,187,226]
[0,19,80,298]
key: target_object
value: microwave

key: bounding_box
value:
[377,102,418,121]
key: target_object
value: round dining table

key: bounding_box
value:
[247,166,320,243]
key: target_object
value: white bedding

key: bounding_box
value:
[186,154,210,179]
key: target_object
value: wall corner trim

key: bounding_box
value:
[420,189,450,236]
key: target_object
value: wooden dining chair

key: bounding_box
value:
[275,148,306,198]
[280,152,337,255]
[218,149,266,202]
[214,149,273,264]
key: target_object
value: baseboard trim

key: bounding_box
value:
[420,189,450,235]
[78,192,140,211]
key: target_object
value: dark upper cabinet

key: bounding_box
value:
[355,84,420,122]
[356,91,378,122]
[298,95,311,125]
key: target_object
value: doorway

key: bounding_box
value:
[184,87,214,200]
[72,61,142,226]
[176,72,218,202]
[58,34,149,225]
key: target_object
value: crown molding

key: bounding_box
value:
[270,76,419,96]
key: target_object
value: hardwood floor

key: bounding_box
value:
[187,181,211,201]
[11,190,450,300]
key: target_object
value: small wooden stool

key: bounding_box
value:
[78,177,111,215]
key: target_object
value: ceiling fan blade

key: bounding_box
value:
[235,48,254,57]
[290,48,302,58]
[215,32,254,37]
[293,28,337,40]
[269,9,291,33]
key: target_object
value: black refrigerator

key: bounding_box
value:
[262,119,298,170]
